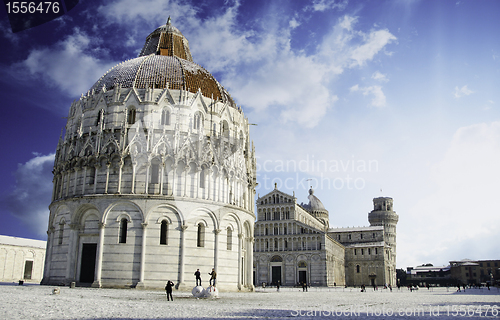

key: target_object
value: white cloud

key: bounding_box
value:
[350,84,387,108]
[454,85,474,98]
[1,153,55,237]
[17,29,117,97]
[97,0,197,27]
[372,71,388,82]
[91,2,397,127]
[306,0,348,12]
[400,121,500,267]
[349,29,397,67]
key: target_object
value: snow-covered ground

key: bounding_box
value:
[1,283,499,319]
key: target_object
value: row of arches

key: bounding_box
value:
[43,200,255,289]
[52,159,252,212]
[256,222,318,236]
[254,235,323,252]
[259,193,293,205]
[258,206,292,221]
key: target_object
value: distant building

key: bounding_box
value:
[0,235,46,283]
[253,186,398,287]
[450,259,500,285]
[406,264,451,287]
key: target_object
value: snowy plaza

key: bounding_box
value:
[1,284,499,319]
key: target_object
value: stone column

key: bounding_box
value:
[238,233,243,290]
[207,168,213,200]
[65,171,71,197]
[73,168,79,195]
[105,163,111,194]
[117,159,123,194]
[195,167,200,199]
[183,166,188,197]
[93,165,100,194]
[82,168,87,195]
[66,223,80,283]
[159,162,165,195]
[136,223,148,288]
[92,222,106,288]
[177,225,188,289]
[171,165,177,196]
[214,229,221,281]
[131,163,136,194]
[145,162,150,194]
[58,172,64,198]
[41,227,55,284]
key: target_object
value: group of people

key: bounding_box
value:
[194,268,217,286]
[164,268,218,301]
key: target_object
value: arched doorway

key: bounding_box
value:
[270,255,282,285]
[298,261,307,285]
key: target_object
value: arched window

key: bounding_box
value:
[127,108,136,125]
[197,223,205,247]
[270,255,283,262]
[356,265,360,273]
[160,220,168,245]
[193,112,203,130]
[58,223,64,245]
[150,161,160,184]
[95,109,104,126]
[226,227,232,250]
[161,109,170,126]
[119,218,128,243]
[221,120,229,137]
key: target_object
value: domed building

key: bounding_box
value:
[41,18,257,291]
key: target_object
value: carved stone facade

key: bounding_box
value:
[42,20,257,291]
[254,188,398,287]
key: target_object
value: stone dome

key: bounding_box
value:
[307,188,327,211]
[89,18,235,107]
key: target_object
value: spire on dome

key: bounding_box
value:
[138,17,193,61]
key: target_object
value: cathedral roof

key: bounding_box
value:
[302,188,327,212]
[89,18,236,107]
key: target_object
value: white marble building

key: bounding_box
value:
[0,235,46,283]
[254,187,398,287]
[42,19,257,291]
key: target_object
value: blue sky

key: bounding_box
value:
[1,0,499,269]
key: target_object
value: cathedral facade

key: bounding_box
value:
[254,186,398,287]
[42,19,257,291]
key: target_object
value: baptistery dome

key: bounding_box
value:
[43,19,257,291]
[90,18,235,106]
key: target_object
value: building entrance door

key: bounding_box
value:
[299,270,307,284]
[80,243,97,283]
[271,266,281,285]
[23,261,33,279]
